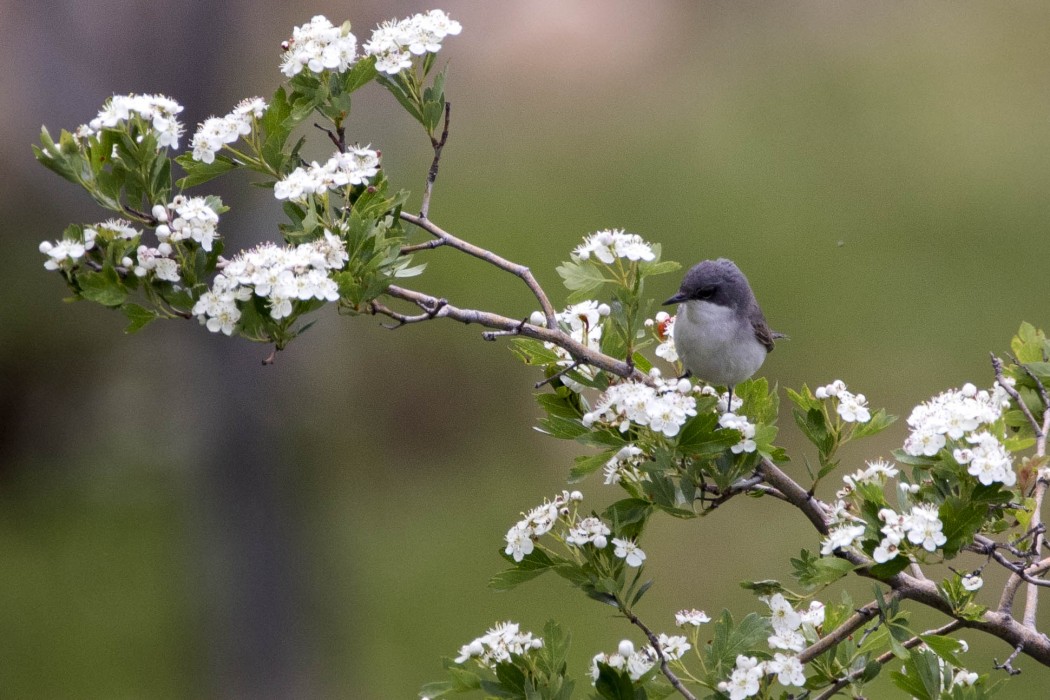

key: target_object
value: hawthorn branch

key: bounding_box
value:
[993,353,1050,628]
[749,457,1050,668]
[798,596,891,664]
[399,212,558,329]
[382,284,648,382]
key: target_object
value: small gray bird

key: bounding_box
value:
[662,259,782,396]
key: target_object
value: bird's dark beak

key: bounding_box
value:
[662,292,686,306]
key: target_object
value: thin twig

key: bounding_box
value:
[535,361,582,389]
[419,101,451,219]
[400,238,447,255]
[313,122,343,151]
[994,643,1025,675]
[383,284,648,382]
[399,213,559,329]
[619,605,697,700]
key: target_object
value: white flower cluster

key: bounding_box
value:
[191,231,348,335]
[154,197,221,252]
[674,609,712,627]
[503,490,583,563]
[835,459,899,499]
[363,9,462,75]
[574,229,656,265]
[961,572,984,591]
[127,243,180,283]
[872,504,947,563]
[582,371,697,438]
[903,382,1015,486]
[280,15,358,77]
[190,97,268,164]
[39,229,96,271]
[565,516,611,548]
[819,504,868,556]
[815,380,871,423]
[530,300,610,392]
[590,635,690,683]
[718,594,821,699]
[602,444,648,485]
[273,147,381,202]
[454,621,543,670]
[719,412,758,454]
[80,93,184,149]
[89,219,140,241]
[646,311,678,363]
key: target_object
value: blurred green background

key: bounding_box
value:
[2,1,1050,697]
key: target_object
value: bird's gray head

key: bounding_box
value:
[662,258,757,310]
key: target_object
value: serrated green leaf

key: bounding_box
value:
[175,154,237,188]
[851,409,897,440]
[489,549,558,591]
[919,634,966,667]
[704,611,771,681]
[569,450,618,482]
[555,259,609,293]
[78,268,128,307]
[121,303,157,333]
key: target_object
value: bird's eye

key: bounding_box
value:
[696,286,716,300]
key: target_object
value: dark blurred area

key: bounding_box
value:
[3,1,1050,697]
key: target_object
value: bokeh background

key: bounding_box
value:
[2,1,1050,697]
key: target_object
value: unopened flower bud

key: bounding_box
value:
[152,204,168,222]
[617,640,635,657]
[529,311,545,325]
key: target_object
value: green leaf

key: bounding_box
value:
[919,634,966,667]
[602,499,652,540]
[739,579,787,597]
[851,409,897,440]
[78,267,128,307]
[939,497,988,557]
[342,55,378,93]
[555,259,609,294]
[175,154,237,188]
[704,611,771,682]
[790,549,857,590]
[121,303,157,333]
[537,620,570,678]
[594,662,638,700]
[569,449,618,482]
[1012,322,1048,364]
[489,549,558,591]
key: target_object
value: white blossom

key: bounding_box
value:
[281,15,358,77]
[583,374,697,438]
[612,537,646,567]
[455,621,543,670]
[903,383,1014,488]
[675,609,711,627]
[574,228,655,264]
[190,97,267,163]
[363,10,462,75]
[820,523,866,556]
[81,93,184,149]
[192,230,348,333]
[273,146,381,202]
[961,573,984,591]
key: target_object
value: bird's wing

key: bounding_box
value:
[752,318,777,353]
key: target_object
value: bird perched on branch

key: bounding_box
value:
[663,258,783,397]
